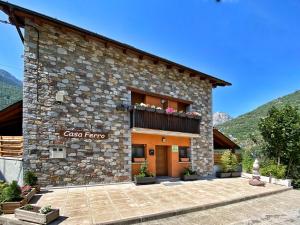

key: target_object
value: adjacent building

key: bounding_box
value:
[0,2,232,186]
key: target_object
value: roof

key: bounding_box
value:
[0,1,231,87]
[0,100,22,135]
[213,128,240,150]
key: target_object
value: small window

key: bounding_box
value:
[179,147,190,161]
[132,144,145,159]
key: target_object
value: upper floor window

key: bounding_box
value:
[131,91,189,112]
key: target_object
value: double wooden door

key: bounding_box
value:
[156,145,168,176]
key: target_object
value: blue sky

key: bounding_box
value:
[0,0,300,117]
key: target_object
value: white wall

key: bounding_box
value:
[0,157,23,186]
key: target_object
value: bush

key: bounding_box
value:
[136,162,154,177]
[183,167,197,176]
[1,181,22,202]
[24,171,38,186]
[260,161,286,179]
[0,181,8,195]
[242,152,254,173]
[220,150,238,172]
[292,179,300,189]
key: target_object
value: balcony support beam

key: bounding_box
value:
[131,128,200,138]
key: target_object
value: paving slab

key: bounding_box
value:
[0,178,292,225]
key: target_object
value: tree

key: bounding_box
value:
[258,105,300,177]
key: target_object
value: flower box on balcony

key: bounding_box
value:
[133,158,146,163]
[179,113,187,118]
[155,108,165,114]
[134,105,146,111]
[146,107,156,112]
[180,158,190,162]
[15,205,60,224]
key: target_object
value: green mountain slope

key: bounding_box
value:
[0,69,22,111]
[217,90,300,148]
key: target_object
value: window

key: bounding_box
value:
[179,147,190,161]
[132,144,145,159]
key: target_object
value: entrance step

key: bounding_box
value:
[155,176,181,183]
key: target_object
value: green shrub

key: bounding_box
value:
[242,152,254,173]
[220,150,238,172]
[1,181,22,202]
[292,179,300,189]
[136,162,154,177]
[0,181,8,196]
[183,167,197,176]
[24,171,38,186]
[260,161,286,179]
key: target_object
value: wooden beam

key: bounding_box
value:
[166,65,172,69]
[178,68,184,73]
[153,60,159,65]
[189,73,196,77]
[122,49,127,54]
[138,55,144,60]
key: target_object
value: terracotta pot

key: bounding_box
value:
[133,158,146,163]
[180,158,190,162]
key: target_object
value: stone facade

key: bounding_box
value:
[23,19,213,186]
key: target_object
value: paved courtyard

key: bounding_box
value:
[37,178,288,224]
[0,178,293,225]
[143,189,300,225]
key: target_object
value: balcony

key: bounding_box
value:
[130,108,201,134]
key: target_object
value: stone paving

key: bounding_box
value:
[143,189,300,225]
[0,178,291,224]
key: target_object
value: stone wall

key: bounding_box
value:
[23,19,213,186]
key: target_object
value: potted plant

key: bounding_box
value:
[134,103,147,111]
[146,105,156,112]
[181,167,198,181]
[166,107,176,114]
[180,158,190,162]
[133,157,146,163]
[24,171,40,193]
[134,162,156,185]
[216,150,238,178]
[1,181,27,214]
[179,111,187,117]
[21,185,36,202]
[15,204,60,224]
[155,107,165,114]
[186,111,201,119]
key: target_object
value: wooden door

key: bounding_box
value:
[156,146,168,176]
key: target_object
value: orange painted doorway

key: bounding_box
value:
[156,145,168,176]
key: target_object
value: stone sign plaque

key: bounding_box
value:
[59,130,108,140]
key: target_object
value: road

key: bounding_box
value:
[142,189,300,225]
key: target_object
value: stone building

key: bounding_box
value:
[0,2,231,186]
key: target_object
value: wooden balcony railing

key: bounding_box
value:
[130,109,201,134]
[0,136,23,158]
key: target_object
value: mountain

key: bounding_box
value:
[217,90,300,149]
[0,69,22,87]
[213,112,232,126]
[0,69,22,111]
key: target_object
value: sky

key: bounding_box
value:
[0,0,300,117]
